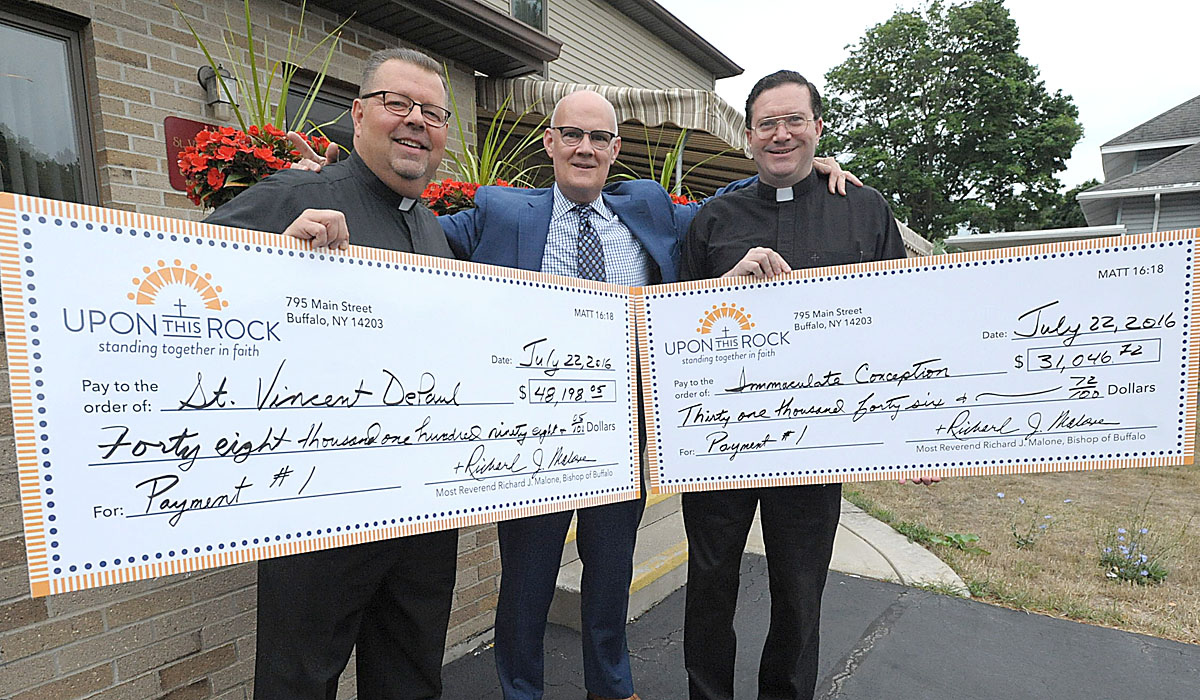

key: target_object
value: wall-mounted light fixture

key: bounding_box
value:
[197,64,237,121]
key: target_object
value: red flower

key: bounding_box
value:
[206,168,225,189]
[177,125,315,208]
[422,182,443,200]
[419,178,529,216]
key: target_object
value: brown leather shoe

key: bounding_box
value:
[586,693,640,700]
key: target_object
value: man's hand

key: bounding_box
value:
[898,475,942,486]
[721,247,791,278]
[287,132,340,173]
[283,209,350,251]
[813,156,863,196]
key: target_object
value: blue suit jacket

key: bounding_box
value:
[439,179,716,284]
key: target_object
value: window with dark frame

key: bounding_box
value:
[0,9,97,204]
[285,70,356,156]
[512,0,546,31]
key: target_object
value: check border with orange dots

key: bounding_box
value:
[1,193,1197,596]
[0,194,639,597]
[636,228,1199,495]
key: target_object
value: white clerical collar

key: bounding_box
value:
[775,187,794,202]
[398,197,416,212]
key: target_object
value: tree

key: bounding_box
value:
[821,0,1082,242]
[1035,178,1101,230]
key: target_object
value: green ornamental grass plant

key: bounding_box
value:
[176,0,349,139]
[444,68,546,187]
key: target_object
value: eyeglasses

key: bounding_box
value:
[360,90,452,128]
[551,126,618,150]
[752,113,816,138]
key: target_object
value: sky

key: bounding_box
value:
[656,0,1200,190]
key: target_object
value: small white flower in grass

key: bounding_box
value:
[1140,528,1149,534]
[996,492,1005,499]
[1141,570,1150,577]
[1117,528,1127,534]
[1063,499,1072,504]
[1044,515,1053,519]
[1140,554,1148,563]
[1018,497,1025,504]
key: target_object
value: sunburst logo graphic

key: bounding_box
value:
[696,302,754,334]
[127,259,228,310]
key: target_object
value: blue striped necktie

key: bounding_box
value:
[575,204,606,282]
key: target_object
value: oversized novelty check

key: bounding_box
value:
[638,231,1199,494]
[0,194,638,596]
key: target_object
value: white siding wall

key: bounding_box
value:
[1159,193,1200,231]
[1133,146,1184,172]
[1116,198,1156,234]
[546,0,715,90]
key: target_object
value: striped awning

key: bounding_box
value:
[478,77,746,153]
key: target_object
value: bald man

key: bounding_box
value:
[440,91,856,700]
[440,90,670,700]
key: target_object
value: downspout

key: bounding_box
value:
[1151,192,1161,232]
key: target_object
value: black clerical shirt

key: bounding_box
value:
[681,169,905,281]
[205,151,452,259]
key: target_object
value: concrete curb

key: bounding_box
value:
[835,500,970,596]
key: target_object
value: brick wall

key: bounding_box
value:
[28,0,477,219]
[0,2,500,699]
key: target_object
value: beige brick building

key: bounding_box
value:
[0,1,745,698]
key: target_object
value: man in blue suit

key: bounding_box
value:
[440,90,678,700]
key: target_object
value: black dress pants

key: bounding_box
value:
[682,484,841,700]
[253,529,459,700]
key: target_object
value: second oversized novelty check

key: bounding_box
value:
[639,231,1199,494]
[1,194,638,596]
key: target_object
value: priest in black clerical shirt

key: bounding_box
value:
[678,70,914,700]
[204,48,458,700]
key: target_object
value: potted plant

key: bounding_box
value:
[175,0,348,207]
